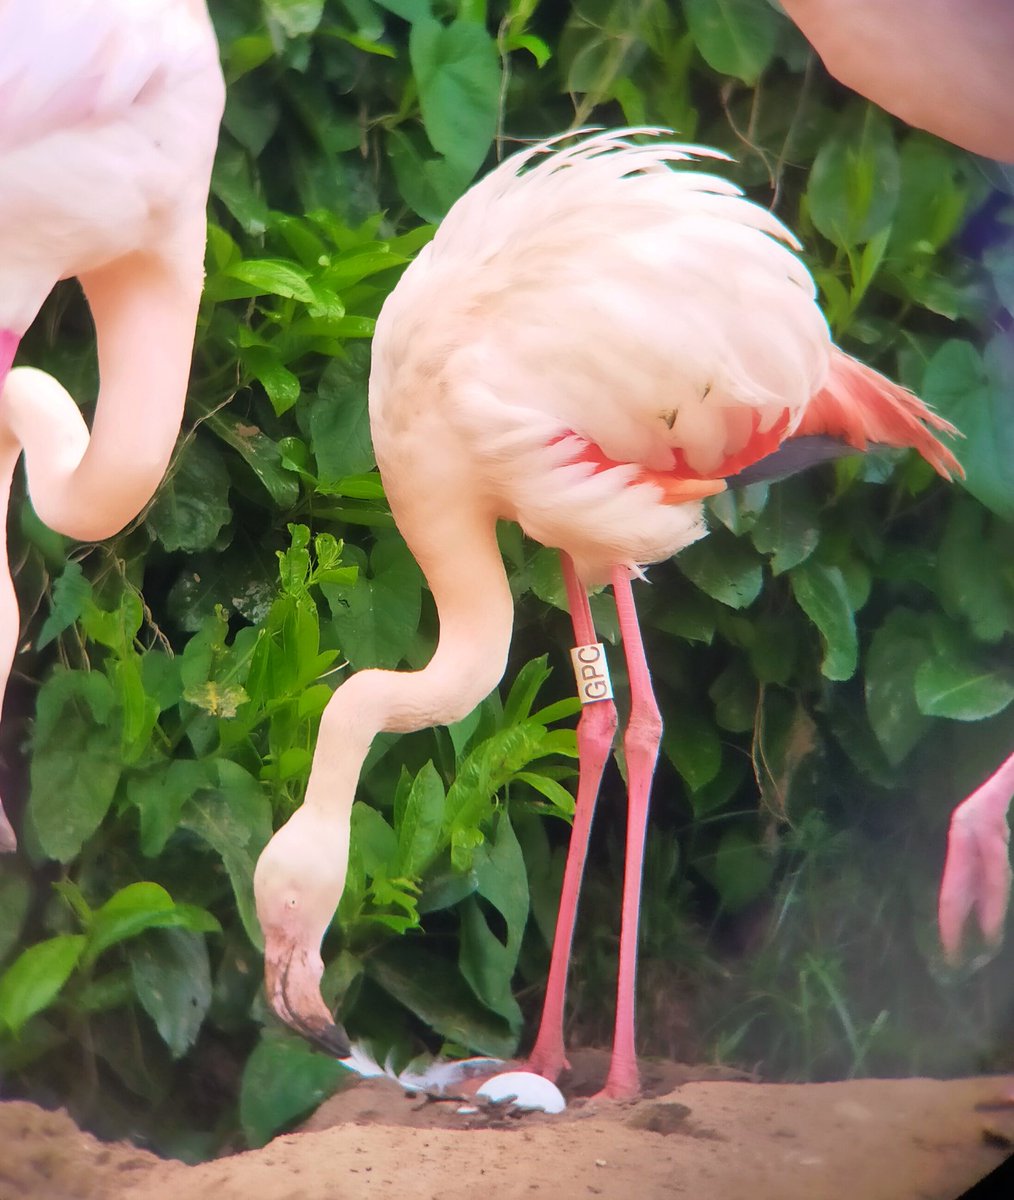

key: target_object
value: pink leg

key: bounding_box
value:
[526,554,618,1082]
[939,751,1014,961]
[598,566,663,1100]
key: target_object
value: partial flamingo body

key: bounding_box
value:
[780,0,1014,163]
[939,753,1014,962]
[0,0,223,849]
[253,131,960,1096]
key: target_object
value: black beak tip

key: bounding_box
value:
[311,1020,352,1058]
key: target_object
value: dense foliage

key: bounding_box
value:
[0,0,1012,1158]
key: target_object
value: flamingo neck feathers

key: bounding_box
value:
[302,506,515,818]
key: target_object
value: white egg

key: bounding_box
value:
[475,1071,566,1114]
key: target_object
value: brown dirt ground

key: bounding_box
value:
[1,1052,1012,1200]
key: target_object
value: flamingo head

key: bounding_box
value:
[254,806,351,1056]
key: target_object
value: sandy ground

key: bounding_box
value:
[2,1054,1012,1200]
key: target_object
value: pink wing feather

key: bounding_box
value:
[797,348,962,479]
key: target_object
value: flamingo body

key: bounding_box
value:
[370,137,829,583]
[0,0,223,849]
[0,0,223,330]
[254,131,960,1092]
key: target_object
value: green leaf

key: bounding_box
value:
[864,610,933,765]
[790,562,858,681]
[515,770,575,816]
[367,942,516,1057]
[444,724,555,865]
[28,671,122,863]
[239,347,302,418]
[502,656,552,727]
[0,935,86,1034]
[126,760,211,858]
[751,477,820,575]
[712,828,775,912]
[210,143,269,236]
[459,813,528,1030]
[0,860,32,966]
[684,0,781,84]
[888,135,969,255]
[374,0,432,20]
[148,436,232,554]
[240,1031,350,1148]
[129,930,213,1060]
[350,802,399,878]
[264,0,325,38]
[526,548,570,610]
[181,762,274,948]
[409,18,499,172]
[709,662,756,733]
[807,104,900,248]
[204,407,301,506]
[663,710,722,792]
[677,529,764,610]
[37,561,91,650]
[323,535,423,670]
[747,613,798,686]
[300,348,375,483]
[398,761,446,876]
[935,500,1013,643]
[387,127,476,223]
[226,258,316,302]
[87,883,219,963]
[915,652,1014,722]
[708,483,769,536]
[921,336,1014,522]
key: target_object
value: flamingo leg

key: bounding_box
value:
[599,565,663,1100]
[525,553,617,1082]
[939,751,1014,961]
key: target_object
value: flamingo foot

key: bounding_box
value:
[938,753,1014,962]
[592,1054,641,1102]
[523,1040,570,1084]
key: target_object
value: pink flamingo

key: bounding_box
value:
[0,0,224,850]
[939,757,1013,966]
[253,130,961,1099]
[781,0,1014,162]
[781,0,1014,1103]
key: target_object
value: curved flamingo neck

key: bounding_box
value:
[302,506,515,817]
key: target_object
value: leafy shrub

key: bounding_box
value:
[1,0,1012,1154]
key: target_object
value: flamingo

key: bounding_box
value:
[782,0,1014,1015]
[781,0,1014,1104]
[780,0,1014,162]
[0,0,224,850]
[253,130,961,1099]
[939,756,1013,965]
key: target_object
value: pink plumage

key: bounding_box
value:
[254,130,961,1097]
[0,0,223,851]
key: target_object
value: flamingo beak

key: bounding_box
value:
[264,937,351,1057]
